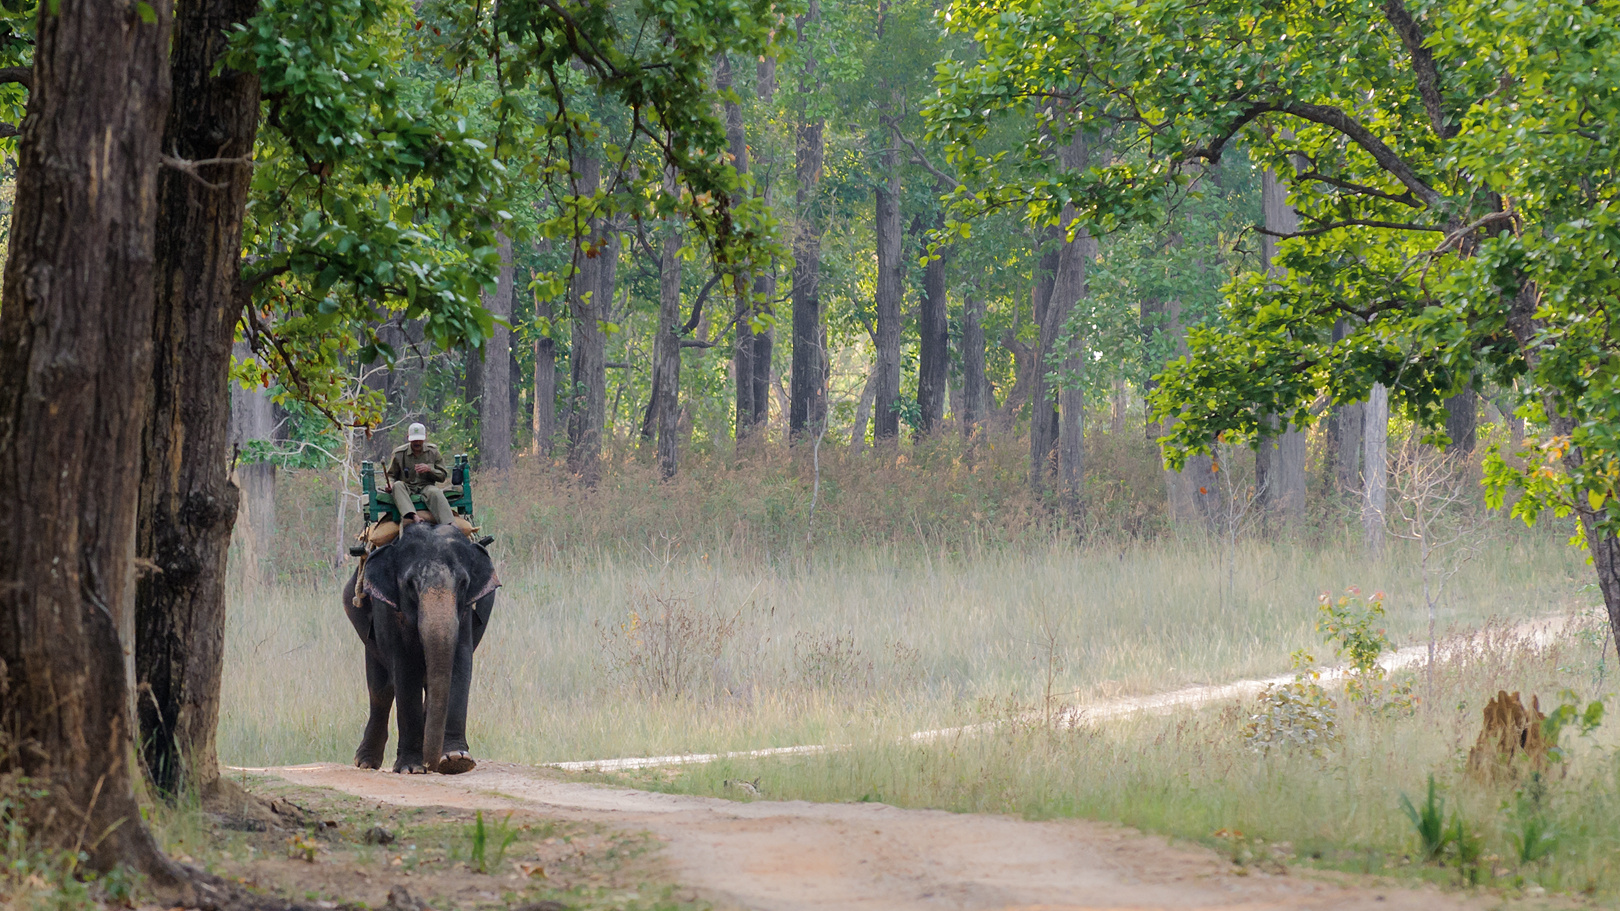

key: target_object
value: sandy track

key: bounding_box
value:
[266,761,1483,911]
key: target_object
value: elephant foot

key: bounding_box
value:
[355,757,382,770]
[393,759,427,774]
[438,751,476,775]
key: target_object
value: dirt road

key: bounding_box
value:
[267,761,1483,911]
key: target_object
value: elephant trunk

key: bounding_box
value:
[418,583,458,772]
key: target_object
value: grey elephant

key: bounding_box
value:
[342,522,500,773]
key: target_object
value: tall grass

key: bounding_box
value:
[221,520,1590,767]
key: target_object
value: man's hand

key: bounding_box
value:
[414,463,432,475]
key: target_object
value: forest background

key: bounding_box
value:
[4,0,1620,904]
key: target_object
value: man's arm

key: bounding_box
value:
[428,448,448,484]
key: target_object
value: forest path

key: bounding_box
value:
[268,760,1484,911]
[253,615,1584,908]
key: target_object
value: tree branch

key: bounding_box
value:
[1278,102,1443,207]
[1295,168,1421,208]
[894,127,972,197]
[1381,0,1458,139]
[0,66,30,90]
[1255,218,1444,239]
[160,153,253,191]
[0,122,16,139]
[679,271,724,335]
[1184,102,1277,165]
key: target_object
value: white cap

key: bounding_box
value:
[407,422,427,441]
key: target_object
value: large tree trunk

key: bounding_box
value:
[480,233,514,471]
[136,0,261,807]
[789,0,825,437]
[961,292,987,439]
[917,210,949,437]
[717,54,758,447]
[873,127,903,446]
[1053,225,1094,510]
[1258,168,1306,521]
[567,156,608,483]
[751,57,777,434]
[1157,299,1219,528]
[0,0,178,876]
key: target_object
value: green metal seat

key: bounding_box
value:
[360,453,475,524]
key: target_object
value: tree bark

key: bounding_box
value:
[1363,382,1390,556]
[1032,130,1088,497]
[961,292,987,439]
[873,124,903,446]
[650,169,683,478]
[917,210,949,437]
[1027,225,1061,458]
[480,233,514,471]
[0,0,178,876]
[789,0,825,437]
[567,156,608,483]
[850,358,878,454]
[1052,225,1094,510]
[1159,299,1220,528]
[1258,167,1306,521]
[134,0,261,807]
[1444,387,1476,453]
[751,57,777,434]
[716,54,758,447]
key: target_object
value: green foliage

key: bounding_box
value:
[1509,773,1559,866]
[1315,588,1412,709]
[1244,649,1338,756]
[1542,689,1605,763]
[1398,775,1453,863]
[465,810,520,874]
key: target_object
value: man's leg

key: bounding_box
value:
[384,488,417,521]
[422,484,455,525]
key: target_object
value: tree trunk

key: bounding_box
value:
[789,0,825,437]
[134,0,262,808]
[567,156,608,483]
[0,0,178,876]
[1032,130,1088,496]
[1258,167,1306,521]
[1027,225,1062,462]
[917,210,949,437]
[873,129,903,446]
[751,57,777,434]
[480,233,514,472]
[1445,387,1476,453]
[1052,223,1094,511]
[961,292,987,439]
[1363,382,1389,556]
[717,54,759,449]
[652,169,683,478]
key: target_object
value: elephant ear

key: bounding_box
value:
[361,543,402,609]
[465,542,500,626]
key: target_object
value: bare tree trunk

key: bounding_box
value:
[650,169,683,478]
[751,57,777,435]
[917,209,949,436]
[1033,131,1089,497]
[717,54,758,449]
[1258,167,1306,522]
[873,124,903,446]
[480,233,514,471]
[1364,382,1389,556]
[1027,226,1061,464]
[961,292,987,439]
[567,156,608,483]
[134,0,262,807]
[789,0,825,437]
[0,0,179,876]
[1445,387,1476,453]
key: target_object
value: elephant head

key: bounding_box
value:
[343,522,499,774]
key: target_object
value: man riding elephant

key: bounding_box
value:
[386,422,454,525]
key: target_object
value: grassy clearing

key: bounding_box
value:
[223,521,1589,767]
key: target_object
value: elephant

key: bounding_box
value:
[342,521,500,773]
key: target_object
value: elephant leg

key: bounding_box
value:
[392,652,428,774]
[438,613,478,775]
[355,647,394,769]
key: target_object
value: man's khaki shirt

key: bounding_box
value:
[387,442,448,493]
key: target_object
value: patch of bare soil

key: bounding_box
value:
[260,762,1498,911]
[162,773,698,910]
